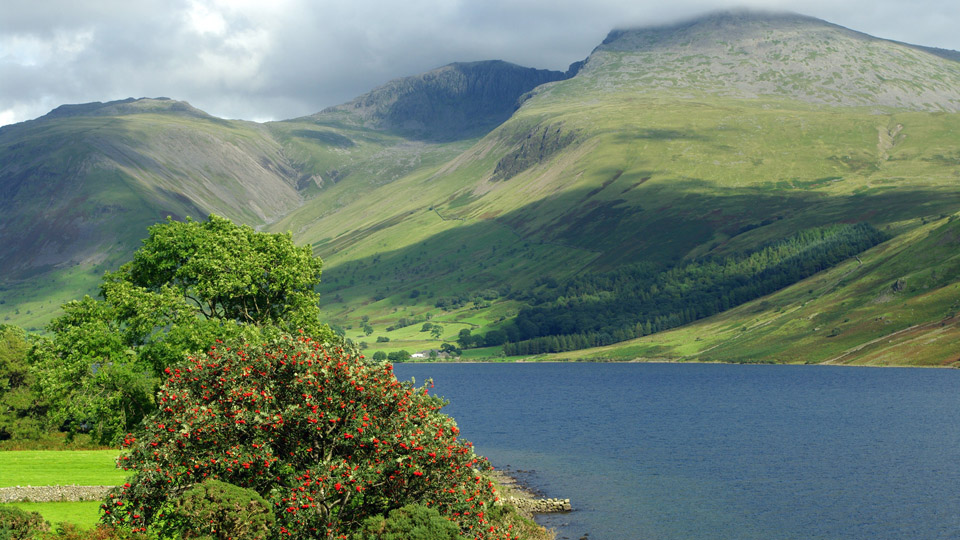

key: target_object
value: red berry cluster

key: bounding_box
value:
[101,334,518,539]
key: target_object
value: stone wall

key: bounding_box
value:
[0,485,113,503]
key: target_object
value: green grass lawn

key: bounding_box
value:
[2,501,102,530]
[0,450,124,531]
[0,450,125,487]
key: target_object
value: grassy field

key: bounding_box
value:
[2,501,102,530]
[0,450,124,488]
[0,450,124,530]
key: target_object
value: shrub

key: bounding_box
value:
[165,479,274,540]
[353,504,461,540]
[41,524,130,540]
[387,350,411,363]
[0,506,49,540]
[102,334,502,539]
[439,344,461,357]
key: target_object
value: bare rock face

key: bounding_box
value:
[493,122,577,181]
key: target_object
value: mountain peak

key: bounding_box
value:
[572,9,960,111]
[599,10,846,51]
[38,97,214,121]
[310,60,569,141]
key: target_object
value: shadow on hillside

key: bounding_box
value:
[315,180,960,309]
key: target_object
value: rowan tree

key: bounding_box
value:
[101,334,508,540]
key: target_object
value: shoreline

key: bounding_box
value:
[488,468,571,517]
[488,468,570,540]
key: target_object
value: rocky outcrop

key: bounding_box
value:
[504,496,572,514]
[488,470,572,516]
[492,123,577,181]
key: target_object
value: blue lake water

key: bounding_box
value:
[392,363,960,540]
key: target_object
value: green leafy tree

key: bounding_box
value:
[482,331,506,347]
[0,325,48,441]
[387,350,411,363]
[439,343,461,357]
[429,326,444,340]
[456,330,473,349]
[117,214,329,338]
[30,214,336,444]
[29,297,161,441]
[101,334,501,539]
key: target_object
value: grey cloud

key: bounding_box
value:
[1,0,958,126]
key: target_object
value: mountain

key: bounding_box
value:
[3,11,960,367]
[269,10,960,366]
[309,60,571,141]
[0,98,310,329]
[570,10,960,110]
[0,98,303,276]
[34,97,218,121]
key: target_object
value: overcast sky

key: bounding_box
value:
[2,0,959,127]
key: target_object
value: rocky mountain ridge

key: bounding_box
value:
[310,60,571,140]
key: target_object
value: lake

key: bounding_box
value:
[392,362,960,540]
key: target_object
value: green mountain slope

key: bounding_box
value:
[269,11,960,365]
[0,98,306,329]
[0,61,565,330]
[557,214,960,367]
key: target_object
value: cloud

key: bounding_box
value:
[1,0,959,127]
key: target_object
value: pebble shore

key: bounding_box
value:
[488,470,571,515]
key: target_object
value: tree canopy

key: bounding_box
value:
[0,324,47,441]
[30,214,335,444]
[120,214,325,331]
